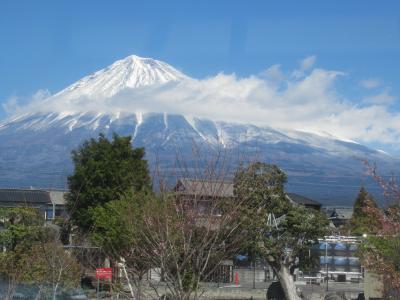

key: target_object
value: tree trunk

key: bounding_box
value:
[5,279,16,300]
[52,282,59,300]
[136,276,142,300]
[34,285,43,300]
[181,292,191,300]
[121,262,135,299]
[276,266,301,300]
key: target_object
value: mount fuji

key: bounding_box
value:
[0,55,396,204]
[53,55,187,100]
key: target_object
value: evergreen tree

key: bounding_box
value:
[234,162,328,300]
[348,186,379,235]
[66,133,151,231]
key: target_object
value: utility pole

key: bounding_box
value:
[325,241,329,292]
[253,259,256,289]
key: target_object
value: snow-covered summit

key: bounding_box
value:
[0,53,398,202]
[53,54,188,100]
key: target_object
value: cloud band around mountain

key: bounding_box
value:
[5,55,400,149]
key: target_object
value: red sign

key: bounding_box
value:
[96,268,112,279]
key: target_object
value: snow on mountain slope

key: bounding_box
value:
[52,55,188,100]
[0,54,398,204]
[0,110,391,162]
[0,111,397,204]
[0,53,392,160]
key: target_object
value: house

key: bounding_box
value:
[173,179,324,284]
[315,236,362,283]
[46,190,68,221]
[174,178,233,199]
[174,178,233,215]
[323,206,353,228]
[174,178,322,212]
[286,193,322,211]
[0,188,67,221]
[0,189,51,218]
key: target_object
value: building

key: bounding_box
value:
[323,206,353,228]
[174,178,322,212]
[286,193,322,211]
[174,178,233,215]
[0,188,67,221]
[173,178,322,228]
[314,236,362,283]
[174,178,233,199]
[46,190,68,221]
[174,179,327,285]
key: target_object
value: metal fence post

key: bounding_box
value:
[253,260,256,289]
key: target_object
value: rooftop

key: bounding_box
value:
[175,179,322,208]
[0,189,51,204]
[175,178,234,198]
[286,193,322,207]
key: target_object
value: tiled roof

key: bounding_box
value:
[0,189,51,204]
[175,178,234,198]
[323,206,353,220]
[286,193,322,207]
[331,208,353,220]
[175,180,323,207]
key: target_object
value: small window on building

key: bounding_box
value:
[45,209,54,220]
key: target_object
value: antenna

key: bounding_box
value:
[267,213,278,230]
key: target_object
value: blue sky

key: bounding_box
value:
[1,0,400,152]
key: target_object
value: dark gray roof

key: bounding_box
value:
[331,208,353,220]
[322,206,353,220]
[175,180,323,207]
[286,193,322,207]
[0,189,51,205]
[175,178,234,198]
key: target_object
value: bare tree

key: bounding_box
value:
[20,239,81,300]
[90,143,249,300]
[138,146,247,300]
[0,252,23,300]
[0,208,81,300]
[359,161,400,296]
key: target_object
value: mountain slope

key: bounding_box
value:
[0,110,396,204]
[53,55,187,100]
[0,54,397,205]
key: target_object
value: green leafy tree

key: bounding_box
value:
[347,186,380,235]
[0,207,44,251]
[234,162,328,300]
[234,162,288,213]
[0,207,46,299]
[233,163,289,253]
[66,133,151,231]
[91,191,153,299]
[0,208,80,300]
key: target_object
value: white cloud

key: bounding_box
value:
[363,89,396,105]
[360,78,382,89]
[2,95,20,114]
[300,55,317,71]
[259,64,285,83]
[32,89,51,101]
[10,56,400,147]
[292,55,317,79]
[2,89,51,115]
